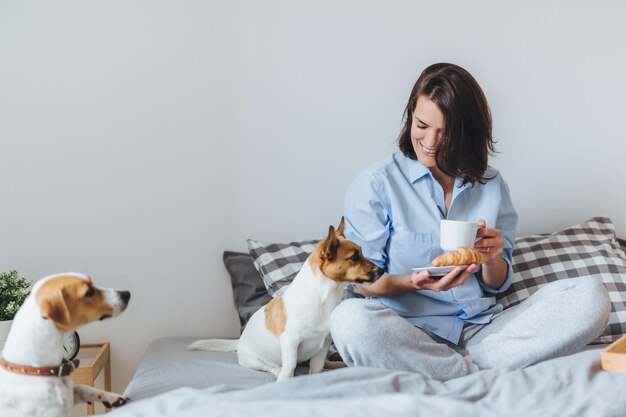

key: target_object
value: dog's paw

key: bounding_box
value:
[102,394,130,408]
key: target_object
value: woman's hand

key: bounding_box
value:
[356,264,478,297]
[474,219,505,265]
[473,219,508,289]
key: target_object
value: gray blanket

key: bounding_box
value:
[110,348,625,417]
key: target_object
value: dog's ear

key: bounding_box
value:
[336,216,345,237]
[324,225,340,261]
[39,288,71,328]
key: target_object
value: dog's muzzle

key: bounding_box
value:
[104,290,131,318]
[356,266,386,283]
[369,266,385,281]
[119,291,131,309]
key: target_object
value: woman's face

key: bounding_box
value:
[411,95,445,170]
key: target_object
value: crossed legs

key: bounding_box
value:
[330,277,611,380]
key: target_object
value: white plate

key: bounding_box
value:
[412,265,467,277]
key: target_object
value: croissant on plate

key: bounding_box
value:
[431,247,486,266]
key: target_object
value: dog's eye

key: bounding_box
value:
[85,287,95,297]
[350,253,360,262]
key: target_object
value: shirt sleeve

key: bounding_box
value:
[477,175,518,294]
[343,170,390,270]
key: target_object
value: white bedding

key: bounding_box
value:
[114,344,625,417]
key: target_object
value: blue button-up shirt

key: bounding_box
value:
[344,152,518,344]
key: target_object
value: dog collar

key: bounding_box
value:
[0,357,80,377]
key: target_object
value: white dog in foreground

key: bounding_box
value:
[0,273,130,417]
[189,218,384,381]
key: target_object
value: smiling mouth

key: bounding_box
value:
[420,142,436,156]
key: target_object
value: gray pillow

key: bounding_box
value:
[223,251,272,333]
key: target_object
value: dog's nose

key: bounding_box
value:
[119,291,131,302]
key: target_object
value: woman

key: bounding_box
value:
[330,63,610,380]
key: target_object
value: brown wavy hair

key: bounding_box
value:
[398,63,496,185]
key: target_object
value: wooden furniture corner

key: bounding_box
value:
[71,343,112,415]
[602,335,626,373]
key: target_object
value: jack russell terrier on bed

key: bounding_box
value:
[0,273,131,417]
[189,218,384,381]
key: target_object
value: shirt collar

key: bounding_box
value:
[454,177,471,194]
[401,152,474,194]
[404,156,431,183]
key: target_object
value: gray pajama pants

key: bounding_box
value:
[329,277,611,381]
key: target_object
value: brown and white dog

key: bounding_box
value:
[189,218,384,381]
[0,273,130,417]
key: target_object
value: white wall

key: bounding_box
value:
[1,0,625,393]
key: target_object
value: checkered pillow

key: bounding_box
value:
[247,239,320,297]
[496,216,626,345]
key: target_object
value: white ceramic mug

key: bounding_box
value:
[440,220,479,252]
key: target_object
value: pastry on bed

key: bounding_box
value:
[431,247,486,266]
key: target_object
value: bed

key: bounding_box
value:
[110,217,626,417]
